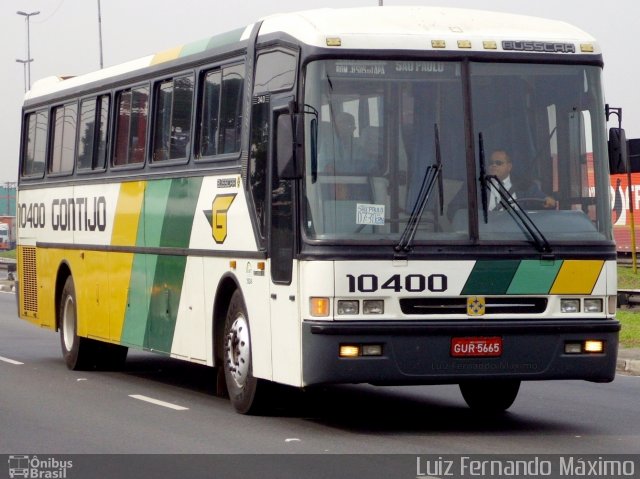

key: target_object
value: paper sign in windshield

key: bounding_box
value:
[356,204,385,225]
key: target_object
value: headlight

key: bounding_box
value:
[363,300,384,314]
[584,298,603,313]
[337,300,359,315]
[561,299,580,313]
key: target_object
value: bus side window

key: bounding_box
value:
[77,99,97,170]
[21,110,48,178]
[113,86,149,166]
[50,102,78,175]
[198,64,244,158]
[78,95,110,171]
[152,74,194,162]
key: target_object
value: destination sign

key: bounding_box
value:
[330,60,457,79]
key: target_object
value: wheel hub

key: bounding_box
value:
[225,315,250,387]
[62,295,75,352]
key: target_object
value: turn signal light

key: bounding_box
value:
[310,297,330,317]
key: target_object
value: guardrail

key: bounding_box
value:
[618,289,640,308]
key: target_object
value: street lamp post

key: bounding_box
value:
[97,0,104,68]
[15,59,33,93]
[16,10,40,90]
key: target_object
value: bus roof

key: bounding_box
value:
[259,6,597,51]
[26,6,598,101]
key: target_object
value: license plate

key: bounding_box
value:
[451,337,503,357]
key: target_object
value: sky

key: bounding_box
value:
[1,0,638,184]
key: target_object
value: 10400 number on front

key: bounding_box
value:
[346,273,447,293]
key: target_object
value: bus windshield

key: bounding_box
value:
[302,59,611,245]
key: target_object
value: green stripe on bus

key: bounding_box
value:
[159,177,203,248]
[143,179,173,247]
[180,38,211,58]
[145,255,188,353]
[205,28,245,51]
[144,177,203,352]
[121,254,156,348]
[461,260,520,295]
[507,259,563,295]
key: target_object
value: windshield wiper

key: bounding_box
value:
[304,104,320,183]
[483,176,552,253]
[478,133,489,223]
[395,124,443,255]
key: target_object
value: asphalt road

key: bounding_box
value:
[1,291,639,457]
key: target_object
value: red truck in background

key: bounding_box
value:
[610,138,640,253]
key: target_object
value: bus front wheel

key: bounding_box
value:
[459,380,520,413]
[223,290,270,414]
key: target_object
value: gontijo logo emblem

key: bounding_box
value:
[204,194,237,244]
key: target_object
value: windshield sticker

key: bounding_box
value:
[357,204,385,226]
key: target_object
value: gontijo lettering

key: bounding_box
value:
[52,197,107,232]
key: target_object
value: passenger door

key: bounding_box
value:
[268,97,301,386]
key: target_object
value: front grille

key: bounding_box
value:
[20,247,38,315]
[400,297,548,315]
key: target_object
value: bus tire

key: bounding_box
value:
[459,380,520,413]
[223,290,269,414]
[59,276,96,371]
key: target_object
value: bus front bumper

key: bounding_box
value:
[301,319,620,386]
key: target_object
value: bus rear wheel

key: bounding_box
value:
[459,380,520,413]
[223,290,270,414]
[59,276,128,370]
[59,276,94,370]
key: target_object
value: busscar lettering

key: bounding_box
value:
[502,40,576,53]
[51,196,107,232]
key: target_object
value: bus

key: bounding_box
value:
[17,6,620,414]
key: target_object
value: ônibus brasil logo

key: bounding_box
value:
[8,455,72,478]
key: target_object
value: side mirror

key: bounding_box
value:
[608,127,628,174]
[276,113,297,179]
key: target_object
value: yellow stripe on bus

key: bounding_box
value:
[549,260,604,295]
[112,182,146,246]
[108,182,146,342]
[151,46,183,65]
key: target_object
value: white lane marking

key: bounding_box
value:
[129,394,189,411]
[0,355,24,365]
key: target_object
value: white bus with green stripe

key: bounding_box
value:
[17,7,620,414]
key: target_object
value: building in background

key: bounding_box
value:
[0,183,16,217]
